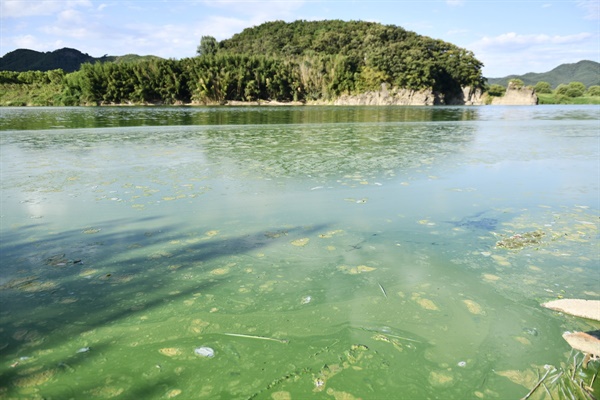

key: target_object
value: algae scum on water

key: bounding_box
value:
[0,106,599,399]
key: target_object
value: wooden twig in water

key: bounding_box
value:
[378,282,387,298]
[550,370,564,385]
[223,332,289,344]
[542,382,554,400]
[359,327,422,343]
[573,354,581,379]
[521,368,552,400]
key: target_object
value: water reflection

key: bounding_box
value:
[0,105,481,131]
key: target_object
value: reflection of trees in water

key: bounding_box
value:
[1,105,479,132]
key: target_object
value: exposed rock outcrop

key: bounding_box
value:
[445,86,485,105]
[491,82,538,105]
[330,84,489,106]
[332,84,438,106]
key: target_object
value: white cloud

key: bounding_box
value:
[202,0,305,20]
[447,29,469,36]
[38,8,95,40]
[474,32,592,49]
[470,31,598,77]
[577,0,599,20]
[12,34,38,49]
[446,0,465,6]
[58,9,85,23]
[1,0,92,18]
[198,16,259,40]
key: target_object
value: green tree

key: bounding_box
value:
[487,84,505,97]
[566,81,586,97]
[197,36,218,57]
[508,79,524,89]
[534,81,552,94]
[554,84,569,96]
[587,85,600,96]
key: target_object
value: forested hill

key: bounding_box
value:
[0,48,161,73]
[217,20,485,93]
[0,48,110,72]
[0,20,486,106]
[487,60,600,88]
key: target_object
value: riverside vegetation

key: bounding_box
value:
[0,20,487,106]
[488,79,600,105]
[2,20,598,106]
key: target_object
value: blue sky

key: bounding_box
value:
[1,0,598,77]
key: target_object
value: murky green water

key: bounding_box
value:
[1,105,598,399]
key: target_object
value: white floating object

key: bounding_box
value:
[562,331,600,355]
[301,295,312,304]
[194,346,215,358]
[541,299,600,321]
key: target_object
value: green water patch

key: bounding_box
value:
[1,106,599,398]
[2,211,597,398]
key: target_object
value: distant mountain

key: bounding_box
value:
[486,60,600,88]
[0,48,161,73]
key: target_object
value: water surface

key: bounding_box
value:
[1,105,598,399]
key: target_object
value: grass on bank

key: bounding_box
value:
[537,93,600,105]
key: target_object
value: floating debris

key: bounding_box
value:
[378,283,387,298]
[541,299,600,321]
[523,327,539,337]
[45,254,68,267]
[159,348,182,357]
[301,295,312,305]
[318,229,344,239]
[76,347,90,353]
[462,299,485,315]
[337,265,376,275]
[223,333,288,344]
[412,293,439,311]
[521,367,553,399]
[166,389,182,398]
[495,230,545,250]
[194,346,215,358]
[562,332,600,367]
[428,370,454,388]
[45,254,82,267]
[290,238,309,247]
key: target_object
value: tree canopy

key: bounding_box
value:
[1,20,487,106]
[219,20,486,93]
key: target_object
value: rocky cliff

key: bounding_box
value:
[491,82,538,105]
[332,84,438,106]
[330,84,487,106]
[317,82,537,106]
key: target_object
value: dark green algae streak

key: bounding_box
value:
[0,105,598,399]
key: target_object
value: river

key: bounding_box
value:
[1,105,598,399]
